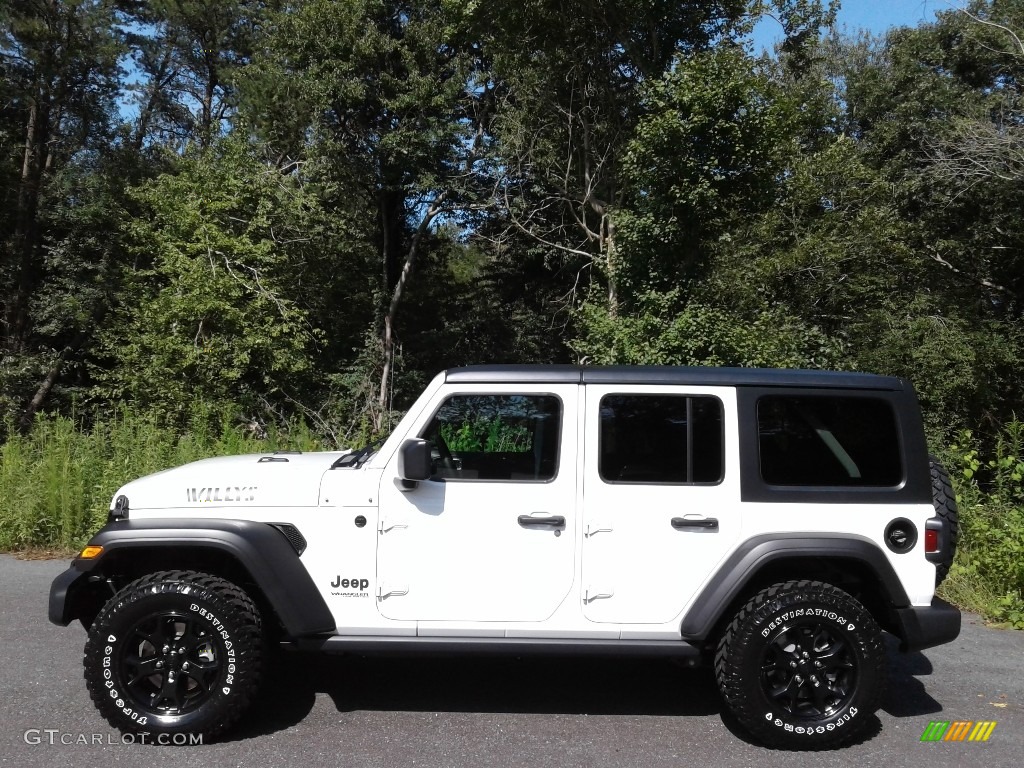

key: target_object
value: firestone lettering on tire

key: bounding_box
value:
[769,707,858,730]
[100,635,149,726]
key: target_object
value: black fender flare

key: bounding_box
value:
[49,518,335,637]
[679,533,910,641]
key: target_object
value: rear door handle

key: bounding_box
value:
[518,514,566,528]
[671,516,719,531]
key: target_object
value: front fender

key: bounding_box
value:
[48,518,335,637]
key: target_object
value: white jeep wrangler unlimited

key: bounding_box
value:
[50,365,960,749]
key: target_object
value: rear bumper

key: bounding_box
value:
[892,597,961,652]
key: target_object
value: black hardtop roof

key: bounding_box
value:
[444,364,906,391]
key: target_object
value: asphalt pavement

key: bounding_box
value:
[2,554,1020,768]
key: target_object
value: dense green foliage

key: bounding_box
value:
[2,0,1024,622]
[940,424,1024,628]
[0,408,320,551]
[94,137,332,419]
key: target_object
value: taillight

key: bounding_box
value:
[924,518,945,562]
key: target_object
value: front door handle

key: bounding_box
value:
[671,516,719,531]
[518,514,566,528]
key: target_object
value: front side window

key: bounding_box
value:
[757,396,902,487]
[420,394,561,481]
[599,395,724,484]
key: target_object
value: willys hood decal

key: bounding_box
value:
[112,451,352,511]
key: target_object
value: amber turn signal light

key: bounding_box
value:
[79,545,103,559]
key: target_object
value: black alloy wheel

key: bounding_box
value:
[119,610,224,716]
[759,618,858,720]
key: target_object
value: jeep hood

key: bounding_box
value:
[112,452,352,512]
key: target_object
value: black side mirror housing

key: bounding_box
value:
[398,438,432,485]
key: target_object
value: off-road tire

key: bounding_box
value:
[83,570,263,740]
[929,456,959,585]
[715,580,886,750]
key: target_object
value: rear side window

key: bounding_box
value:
[599,395,723,484]
[757,396,902,487]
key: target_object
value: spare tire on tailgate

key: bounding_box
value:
[929,455,959,585]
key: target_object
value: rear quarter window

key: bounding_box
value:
[757,396,903,487]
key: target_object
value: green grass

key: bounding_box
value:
[937,498,1024,629]
[0,406,321,551]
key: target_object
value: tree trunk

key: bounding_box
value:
[379,188,405,290]
[200,56,218,146]
[7,97,45,350]
[18,356,63,433]
[376,193,448,429]
[604,213,619,317]
[134,46,175,151]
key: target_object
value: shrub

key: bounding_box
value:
[939,424,1024,629]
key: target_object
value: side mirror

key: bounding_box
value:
[398,439,432,486]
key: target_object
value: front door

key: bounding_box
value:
[581,385,741,624]
[375,385,579,622]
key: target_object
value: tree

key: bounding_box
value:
[0,0,124,427]
[482,0,751,312]
[94,136,351,424]
[616,46,796,296]
[123,0,270,150]
[239,0,488,429]
[704,8,1024,440]
[921,2,1024,317]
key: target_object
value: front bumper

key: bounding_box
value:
[892,596,961,652]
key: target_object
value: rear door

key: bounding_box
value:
[581,385,742,624]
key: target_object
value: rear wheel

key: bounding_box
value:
[715,580,886,749]
[83,570,264,740]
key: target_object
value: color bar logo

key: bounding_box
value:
[920,721,997,742]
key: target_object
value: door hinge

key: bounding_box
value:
[378,517,408,534]
[376,583,409,600]
[584,586,614,603]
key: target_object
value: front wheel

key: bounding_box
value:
[83,570,264,740]
[714,580,886,749]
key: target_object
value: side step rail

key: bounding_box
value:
[289,635,703,662]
